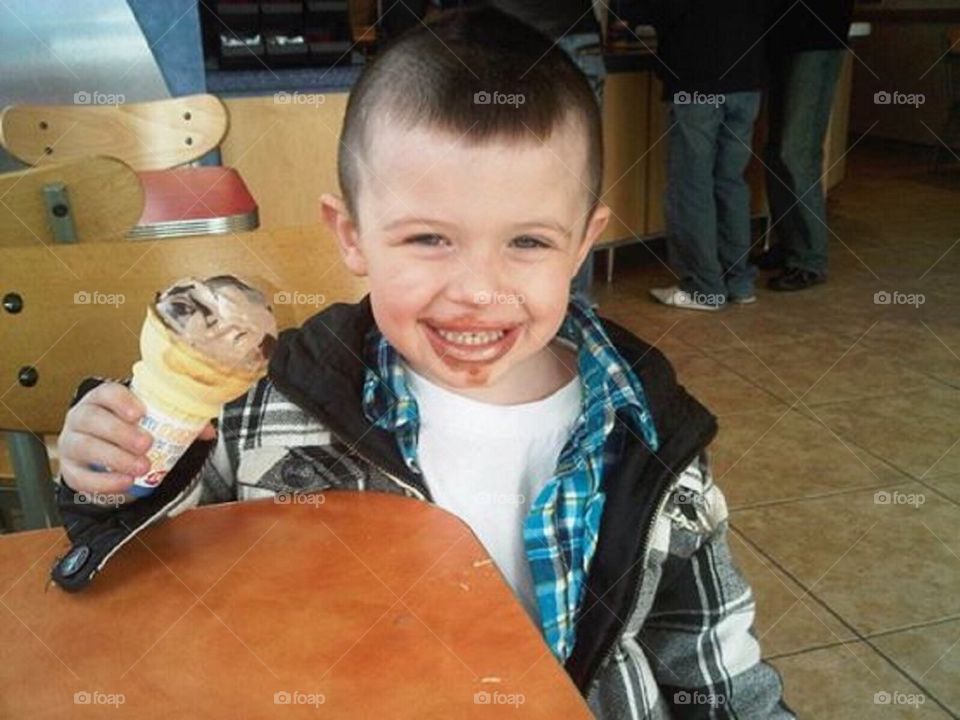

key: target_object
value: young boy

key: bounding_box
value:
[53,9,793,718]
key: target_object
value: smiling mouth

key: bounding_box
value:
[422,321,521,364]
[433,328,505,345]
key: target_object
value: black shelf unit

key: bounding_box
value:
[201,1,354,70]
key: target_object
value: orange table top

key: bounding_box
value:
[0,493,592,719]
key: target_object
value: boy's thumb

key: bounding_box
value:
[197,423,218,441]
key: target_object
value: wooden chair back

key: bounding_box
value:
[0,94,228,171]
[0,225,366,433]
[0,156,144,247]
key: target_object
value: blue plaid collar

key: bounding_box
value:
[361,297,659,660]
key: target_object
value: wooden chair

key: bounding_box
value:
[0,94,257,240]
[0,94,227,171]
[1,158,142,529]
[0,435,37,531]
[0,156,144,248]
[0,225,366,530]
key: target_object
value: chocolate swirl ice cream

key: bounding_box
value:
[153,275,277,373]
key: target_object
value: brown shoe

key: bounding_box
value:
[768,268,826,292]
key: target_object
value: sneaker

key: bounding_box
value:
[728,293,757,305]
[767,267,826,292]
[649,286,723,312]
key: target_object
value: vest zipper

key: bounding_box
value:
[583,440,709,696]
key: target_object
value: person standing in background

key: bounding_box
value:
[639,0,769,311]
[480,0,605,105]
[761,0,856,291]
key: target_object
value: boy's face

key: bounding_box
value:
[323,117,609,398]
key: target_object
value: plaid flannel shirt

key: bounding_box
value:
[361,298,659,661]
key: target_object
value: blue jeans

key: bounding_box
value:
[665,91,761,303]
[558,32,605,304]
[765,50,845,274]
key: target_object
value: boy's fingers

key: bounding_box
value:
[60,459,135,495]
[85,382,145,422]
[68,404,153,455]
[59,432,149,478]
[197,423,217,441]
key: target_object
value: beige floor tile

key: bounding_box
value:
[728,531,855,658]
[600,269,866,349]
[870,619,960,716]
[773,640,953,719]
[709,338,942,407]
[923,474,960,505]
[858,319,960,390]
[670,353,785,415]
[732,482,960,635]
[814,388,960,478]
[709,408,904,509]
[595,298,699,356]
[669,310,859,352]
[849,247,960,279]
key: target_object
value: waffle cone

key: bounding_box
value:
[131,307,267,419]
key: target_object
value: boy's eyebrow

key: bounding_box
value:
[381,216,457,232]
[513,220,573,238]
[381,217,573,237]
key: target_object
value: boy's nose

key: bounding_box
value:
[445,253,502,306]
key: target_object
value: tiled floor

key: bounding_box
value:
[594,141,960,719]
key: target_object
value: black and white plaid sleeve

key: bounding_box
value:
[637,456,796,719]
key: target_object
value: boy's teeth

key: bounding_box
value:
[435,328,506,345]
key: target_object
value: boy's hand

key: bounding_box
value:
[57,381,216,495]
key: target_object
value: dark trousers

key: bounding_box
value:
[665,91,761,302]
[765,50,845,274]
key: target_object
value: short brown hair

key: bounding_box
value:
[338,7,603,220]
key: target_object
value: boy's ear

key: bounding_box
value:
[320,193,367,276]
[573,202,611,277]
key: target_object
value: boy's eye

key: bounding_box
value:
[512,235,549,249]
[405,233,446,247]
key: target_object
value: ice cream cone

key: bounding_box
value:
[125,276,277,497]
[132,306,262,418]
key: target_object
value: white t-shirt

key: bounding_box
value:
[403,363,582,622]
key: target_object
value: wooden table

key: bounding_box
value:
[0,493,593,718]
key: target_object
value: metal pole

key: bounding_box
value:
[7,432,59,529]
